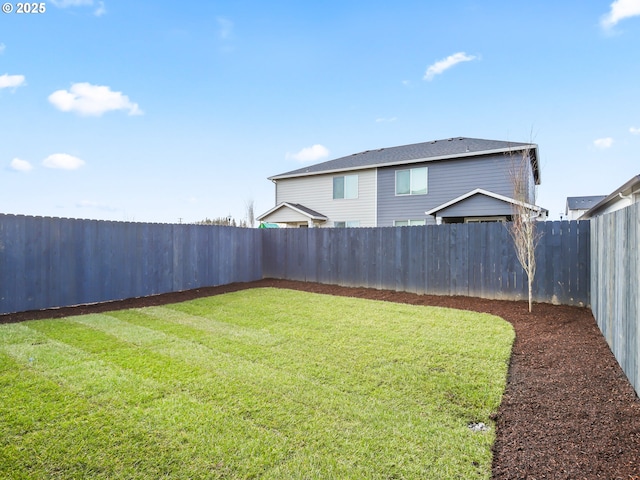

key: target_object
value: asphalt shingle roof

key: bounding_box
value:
[566,196,606,210]
[287,203,327,219]
[271,137,538,181]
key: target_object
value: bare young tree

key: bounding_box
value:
[244,199,255,228]
[508,146,543,313]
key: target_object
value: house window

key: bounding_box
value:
[334,220,360,228]
[333,175,358,199]
[394,219,426,227]
[396,167,427,195]
[464,216,507,223]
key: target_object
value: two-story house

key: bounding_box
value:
[257,137,547,227]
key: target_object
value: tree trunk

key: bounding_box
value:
[527,241,533,313]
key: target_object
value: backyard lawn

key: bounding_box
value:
[0,288,514,479]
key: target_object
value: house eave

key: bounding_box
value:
[578,174,640,219]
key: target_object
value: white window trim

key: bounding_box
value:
[333,174,359,200]
[334,220,360,228]
[394,219,426,227]
[395,167,428,196]
[464,216,507,223]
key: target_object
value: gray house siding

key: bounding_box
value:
[437,194,514,218]
[273,169,378,227]
[377,153,519,226]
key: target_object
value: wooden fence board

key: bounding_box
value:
[590,203,640,397]
[255,220,588,307]
[0,215,263,314]
[1,214,592,315]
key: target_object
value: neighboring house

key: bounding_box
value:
[565,196,606,220]
[258,137,547,228]
[578,174,640,220]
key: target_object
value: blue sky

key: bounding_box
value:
[1,0,639,223]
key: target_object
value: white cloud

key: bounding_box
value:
[601,0,640,29]
[217,17,234,39]
[51,0,106,16]
[48,82,142,116]
[286,144,330,163]
[0,74,26,89]
[10,158,33,172]
[0,44,5,54]
[594,137,614,148]
[50,0,93,7]
[424,52,477,81]
[375,117,398,123]
[630,127,640,135]
[94,1,106,16]
[43,153,86,170]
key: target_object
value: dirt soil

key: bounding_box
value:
[2,278,640,479]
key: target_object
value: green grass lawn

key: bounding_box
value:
[0,288,514,479]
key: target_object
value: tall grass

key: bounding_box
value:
[0,288,514,479]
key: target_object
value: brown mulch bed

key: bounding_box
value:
[2,278,639,479]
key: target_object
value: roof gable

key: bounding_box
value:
[256,202,327,222]
[272,137,539,184]
[426,188,545,217]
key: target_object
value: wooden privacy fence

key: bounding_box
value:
[1,214,589,314]
[262,221,590,306]
[0,214,262,315]
[4,210,639,396]
[591,202,640,396]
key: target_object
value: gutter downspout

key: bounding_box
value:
[619,192,633,201]
[271,178,278,205]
